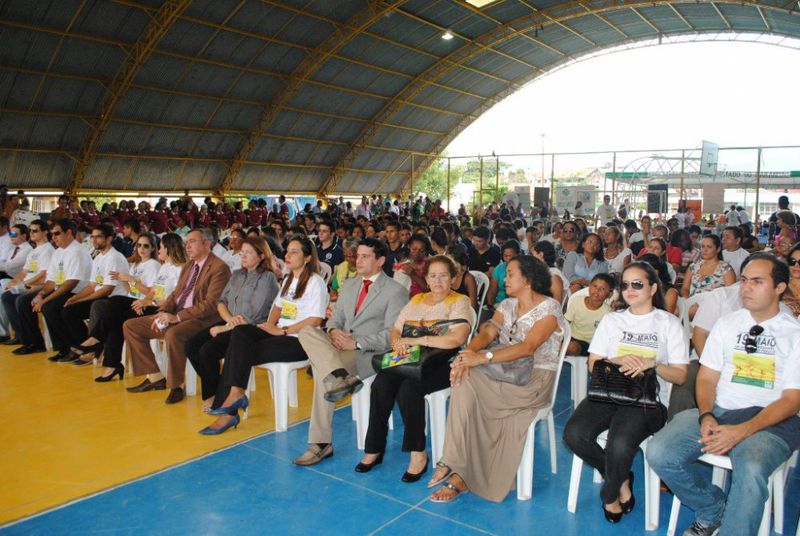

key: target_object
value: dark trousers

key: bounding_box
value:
[96,296,156,368]
[16,289,45,347]
[40,293,77,353]
[185,324,232,400]
[563,399,667,504]
[213,325,307,408]
[3,289,32,342]
[365,360,451,454]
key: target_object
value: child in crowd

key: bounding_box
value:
[564,273,615,355]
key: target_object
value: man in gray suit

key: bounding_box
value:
[294,237,407,466]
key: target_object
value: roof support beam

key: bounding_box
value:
[65,0,190,195]
[711,3,734,29]
[215,1,405,196]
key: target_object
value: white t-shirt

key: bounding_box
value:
[726,210,741,226]
[738,210,750,225]
[91,248,130,297]
[153,262,183,303]
[693,283,791,334]
[722,248,749,278]
[700,308,800,410]
[272,273,328,337]
[589,308,689,402]
[223,249,243,272]
[23,242,55,281]
[46,240,92,292]
[127,258,160,299]
[212,243,227,259]
[606,247,631,274]
[595,204,616,226]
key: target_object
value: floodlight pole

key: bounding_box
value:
[479,156,484,209]
[411,153,415,199]
[611,152,617,204]
[680,150,685,205]
[754,147,762,225]
[550,153,555,212]
[495,154,499,201]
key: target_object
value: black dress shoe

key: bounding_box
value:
[0,335,9,342]
[165,387,185,404]
[603,504,623,523]
[48,351,68,362]
[401,457,429,483]
[13,344,45,355]
[3,338,21,346]
[126,378,167,393]
[57,352,79,363]
[354,452,384,473]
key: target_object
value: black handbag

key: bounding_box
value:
[370,319,468,381]
[587,360,660,409]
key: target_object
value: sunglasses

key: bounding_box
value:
[8,231,17,238]
[30,228,41,233]
[137,243,152,248]
[789,257,800,267]
[52,231,62,236]
[744,325,764,354]
[620,280,646,291]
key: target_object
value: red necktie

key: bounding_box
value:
[354,279,372,315]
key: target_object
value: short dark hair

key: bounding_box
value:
[533,240,557,267]
[124,218,141,234]
[318,220,336,233]
[741,252,790,291]
[54,218,77,236]
[11,223,29,239]
[95,223,115,238]
[511,255,552,297]
[473,225,492,241]
[360,237,387,259]
[501,239,521,255]
[591,272,616,291]
[723,225,743,241]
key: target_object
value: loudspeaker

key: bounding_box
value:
[533,187,550,207]
[647,184,668,213]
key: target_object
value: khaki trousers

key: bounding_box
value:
[123,314,218,389]
[298,326,358,444]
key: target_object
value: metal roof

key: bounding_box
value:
[0,0,798,196]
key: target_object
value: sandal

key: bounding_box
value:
[427,462,452,489]
[430,481,468,503]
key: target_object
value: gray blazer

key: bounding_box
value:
[327,271,407,377]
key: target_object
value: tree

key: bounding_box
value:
[413,158,449,201]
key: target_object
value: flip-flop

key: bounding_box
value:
[430,481,468,503]
[427,462,452,489]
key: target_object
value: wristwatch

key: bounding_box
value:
[484,351,494,362]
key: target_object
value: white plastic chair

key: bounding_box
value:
[351,374,393,450]
[677,293,706,343]
[244,359,309,432]
[666,452,790,536]
[424,387,451,464]
[469,270,489,337]
[516,322,571,500]
[151,340,196,396]
[564,355,588,409]
[318,262,332,285]
[39,313,53,351]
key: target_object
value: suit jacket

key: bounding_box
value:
[328,271,407,377]
[160,252,231,322]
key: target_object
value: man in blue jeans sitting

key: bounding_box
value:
[647,253,800,536]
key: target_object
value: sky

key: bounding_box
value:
[445,39,800,173]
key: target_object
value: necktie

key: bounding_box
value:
[354,279,372,315]
[10,246,18,260]
[176,263,200,310]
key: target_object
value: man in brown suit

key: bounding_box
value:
[124,228,231,404]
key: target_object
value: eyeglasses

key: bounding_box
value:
[789,257,800,267]
[620,280,646,291]
[744,325,764,354]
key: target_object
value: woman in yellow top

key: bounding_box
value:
[355,255,472,483]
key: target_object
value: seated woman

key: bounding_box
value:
[564,273,614,355]
[784,243,800,318]
[199,236,328,435]
[186,237,280,410]
[448,247,478,309]
[563,232,608,295]
[669,229,698,289]
[357,256,472,482]
[487,239,521,308]
[427,256,565,503]
[92,233,186,382]
[639,253,679,315]
[679,235,735,319]
[603,226,631,275]
[562,261,688,523]
[532,241,566,305]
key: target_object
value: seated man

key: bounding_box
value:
[647,253,800,536]
[123,228,231,404]
[16,219,92,358]
[293,238,406,466]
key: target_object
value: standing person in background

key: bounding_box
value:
[595,195,616,227]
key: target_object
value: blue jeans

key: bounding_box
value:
[647,408,792,535]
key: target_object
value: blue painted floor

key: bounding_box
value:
[4,374,799,535]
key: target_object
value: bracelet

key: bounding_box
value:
[698,411,716,425]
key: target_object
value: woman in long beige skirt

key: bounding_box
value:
[428,255,565,503]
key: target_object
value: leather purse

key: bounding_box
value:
[370,319,469,381]
[587,360,660,409]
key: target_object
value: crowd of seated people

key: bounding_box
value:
[2,191,800,534]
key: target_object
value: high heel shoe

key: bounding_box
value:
[620,471,635,514]
[208,395,249,415]
[354,452,384,473]
[199,413,240,435]
[603,504,623,523]
[401,455,429,483]
[95,365,124,383]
